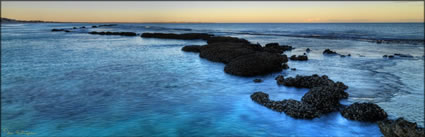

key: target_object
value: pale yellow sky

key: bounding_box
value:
[1,1,424,23]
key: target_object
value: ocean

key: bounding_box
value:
[1,23,424,136]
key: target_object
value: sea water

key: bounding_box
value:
[1,23,424,136]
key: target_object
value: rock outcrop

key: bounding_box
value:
[224,52,288,76]
[378,118,424,137]
[276,74,348,90]
[290,55,308,61]
[341,102,388,122]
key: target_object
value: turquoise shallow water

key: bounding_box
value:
[1,23,423,136]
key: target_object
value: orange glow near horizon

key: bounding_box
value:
[1,1,424,23]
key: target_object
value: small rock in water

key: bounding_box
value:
[388,55,394,58]
[92,26,97,28]
[378,118,424,137]
[253,79,263,83]
[81,26,86,28]
[282,63,289,69]
[341,102,387,122]
[290,55,308,61]
[383,55,388,58]
[347,54,351,56]
[323,49,338,55]
[340,55,346,57]
[306,48,311,53]
[291,68,296,71]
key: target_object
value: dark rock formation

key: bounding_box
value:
[199,42,261,63]
[306,48,311,53]
[253,79,263,83]
[224,52,288,76]
[65,30,71,32]
[323,49,338,55]
[92,26,97,28]
[394,53,414,58]
[263,43,293,54]
[378,118,425,137]
[206,36,251,44]
[280,99,319,119]
[89,31,137,36]
[341,102,387,122]
[282,63,289,69]
[51,29,66,32]
[276,74,348,90]
[291,68,296,71]
[181,45,202,52]
[141,33,213,40]
[81,26,86,28]
[302,86,348,114]
[73,27,77,29]
[290,55,308,61]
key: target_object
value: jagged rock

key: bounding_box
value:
[323,49,338,55]
[276,74,348,90]
[290,55,308,61]
[224,52,288,76]
[378,118,424,137]
[302,86,348,113]
[341,102,387,122]
[182,45,202,52]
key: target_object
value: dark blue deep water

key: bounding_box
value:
[1,23,424,136]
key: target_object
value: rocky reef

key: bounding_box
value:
[378,118,424,137]
[341,102,388,122]
[275,74,348,89]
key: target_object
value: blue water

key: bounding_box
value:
[1,23,424,136]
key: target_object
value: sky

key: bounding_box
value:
[1,1,424,23]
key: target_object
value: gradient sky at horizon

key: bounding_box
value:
[1,1,424,23]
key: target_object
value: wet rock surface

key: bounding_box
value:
[51,29,66,32]
[341,102,388,122]
[276,74,348,89]
[290,55,308,61]
[378,118,425,137]
[263,43,293,54]
[323,49,338,55]
[224,52,288,76]
[181,45,202,52]
[199,42,261,63]
[89,31,137,36]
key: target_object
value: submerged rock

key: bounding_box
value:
[291,68,296,71]
[276,74,348,90]
[290,55,308,61]
[89,31,137,36]
[306,48,311,53]
[253,79,263,83]
[378,118,424,137]
[341,102,387,122]
[224,52,288,76]
[323,49,338,55]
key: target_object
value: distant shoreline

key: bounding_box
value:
[1,18,423,24]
